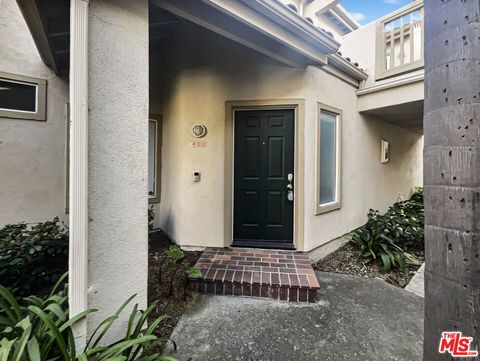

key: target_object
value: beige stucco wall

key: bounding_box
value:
[0,0,68,227]
[152,22,423,252]
[86,0,150,340]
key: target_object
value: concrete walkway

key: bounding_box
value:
[405,263,425,298]
[165,272,424,361]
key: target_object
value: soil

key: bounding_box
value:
[148,230,202,341]
[313,242,424,288]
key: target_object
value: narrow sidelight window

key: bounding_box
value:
[148,116,162,203]
[0,72,46,121]
[316,104,342,214]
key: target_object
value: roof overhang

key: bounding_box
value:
[17,0,70,75]
[323,53,368,87]
[325,4,360,34]
[152,0,340,67]
[18,0,343,74]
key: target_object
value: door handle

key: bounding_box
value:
[287,173,294,201]
[287,173,294,189]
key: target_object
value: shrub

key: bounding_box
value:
[350,188,424,272]
[0,274,177,361]
[0,218,68,296]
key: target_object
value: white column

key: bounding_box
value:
[69,0,149,343]
[69,0,89,347]
[87,0,149,341]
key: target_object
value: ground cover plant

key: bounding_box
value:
[148,231,201,340]
[315,188,424,286]
[0,273,178,361]
[349,188,424,272]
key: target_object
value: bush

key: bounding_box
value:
[0,218,68,296]
[350,188,424,272]
[0,274,177,361]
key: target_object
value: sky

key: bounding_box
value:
[341,0,411,26]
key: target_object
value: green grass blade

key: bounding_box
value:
[85,315,118,349]
[90,294,136,349]
[0,339,15,361]
[125,304,139,340]
[12,319,32,361]
[145,315,168,335]
[27,336,41,361]
[96,336,157,360]
[0,284,21,324]
[59,309,97,332]
[45,303,67,322]
[132,302,157,337]
[49,272,68,297]
[28,306,70,361]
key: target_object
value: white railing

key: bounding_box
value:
[376,2,424,79]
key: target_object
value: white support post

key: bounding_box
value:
[68,0,89,347]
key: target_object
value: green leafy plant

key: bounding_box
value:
[156,245,202,300]
[0,274,177,361]
[0,218,68,296]
[349,188,424,272]
[164,245,202,279]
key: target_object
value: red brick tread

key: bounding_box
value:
[188,247,320,303]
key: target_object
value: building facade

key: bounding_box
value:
[0,0,424,340]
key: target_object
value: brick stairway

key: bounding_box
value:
[188,247,320,302]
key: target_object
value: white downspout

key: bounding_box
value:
[69,0,89,348]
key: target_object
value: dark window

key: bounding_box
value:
[0,80,37,112]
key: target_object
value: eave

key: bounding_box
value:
[153,0,340,67]
[327,53,368,82]
[16,0,64,75]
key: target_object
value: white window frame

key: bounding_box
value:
[0,71,47,121]
[148,115,162,204]
[316,103,342,215]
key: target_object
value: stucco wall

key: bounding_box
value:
[153,22,423,252]
[0,0,68,227]
[86,0,149,339]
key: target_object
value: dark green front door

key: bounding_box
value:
[233,109,295,249]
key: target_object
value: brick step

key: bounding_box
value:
[188,247,320,303]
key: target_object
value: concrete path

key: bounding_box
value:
[405,263,425,298]
[165,272,424,361]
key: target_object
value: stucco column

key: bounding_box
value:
[70,0,149,341]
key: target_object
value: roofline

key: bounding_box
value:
[327,53,368,81]
[225,0,341,55]
[328,4,360,32]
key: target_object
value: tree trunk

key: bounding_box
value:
[424,1,480,360]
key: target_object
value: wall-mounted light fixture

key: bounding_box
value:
[381,140,389,164]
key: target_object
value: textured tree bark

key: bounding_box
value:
[424,0,480,360]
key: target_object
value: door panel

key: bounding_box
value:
[233,109,294,248]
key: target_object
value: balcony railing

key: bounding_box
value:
[375,1,424,79]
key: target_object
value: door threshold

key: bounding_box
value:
[232,240,296,250]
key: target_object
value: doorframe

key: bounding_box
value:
[224,100,305,251]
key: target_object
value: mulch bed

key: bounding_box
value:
[148,230,202,340]
[313,242,424,288]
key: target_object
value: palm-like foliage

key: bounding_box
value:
[350,188,423,272]
[0,274,176,361]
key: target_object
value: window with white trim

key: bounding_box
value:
[316,104,342,214]
[0,71,46,121]
[148,117,162,203]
